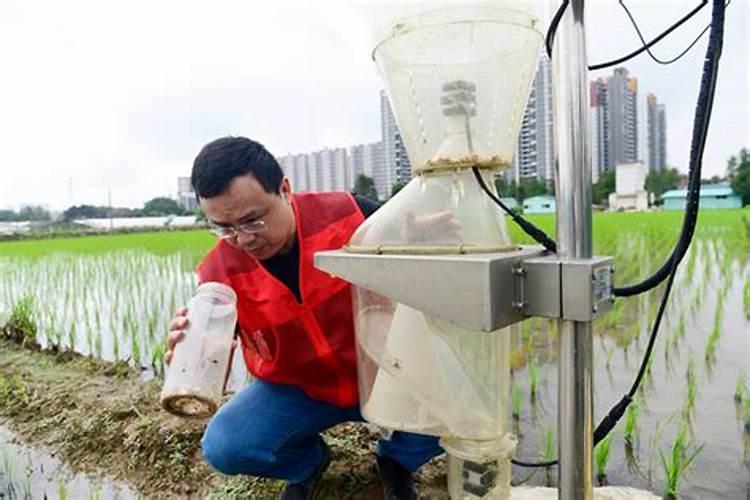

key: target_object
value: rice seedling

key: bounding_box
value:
[683,353,698,415]
[541,427,555,463]
[528,358,540,402]
[624,401,639,445]
[67,322,78,352]
[57,479,69,500]
[745,397,750,433]
[1,448,14,485]
[87,481,103,500]
[4,296,37,347]
[704,326,720,361]
[131,332,141,369]
[112,328,120,362]
[94,331,103,359]
[684,375,698,417]
[541,427,555,486]
[511,382,522,421]
[20,466,32,500]
[594,434,611,485]
[151,342,166,376]
[735,373,747,404]
[660,423,704,499]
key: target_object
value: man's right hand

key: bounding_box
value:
[165,306,188,365]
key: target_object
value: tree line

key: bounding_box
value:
[5,149,748,223]
[0,197,193,223]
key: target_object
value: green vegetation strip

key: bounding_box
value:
[0,230,215,262]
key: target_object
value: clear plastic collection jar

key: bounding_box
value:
[160,282,237,418]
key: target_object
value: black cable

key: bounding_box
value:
[545,0,710,70]
[500,0,726,468]
[613,0,725,297]
[472,168,557,254]
[545,0,570,59]
[618,0,729,67]
[589,1,708,70]
[518,0,724,297]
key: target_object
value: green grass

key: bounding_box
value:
[0,230,214,262]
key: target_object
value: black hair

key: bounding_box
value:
[191,136,284,198]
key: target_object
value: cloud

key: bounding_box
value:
[0,0,746,210]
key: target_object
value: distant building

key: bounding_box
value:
[380,90,412,195]
[511,53,555,187]
[523,195,556,214]
[661,184,742,210]
[279,147,350,193]
[349,142,387,199]
[608,162,648,211]
[590,68,639,178]
[177,177,198,211]
[647,94,667,172]
[280,153,311,192]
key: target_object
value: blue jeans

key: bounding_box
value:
[201,379,443,483]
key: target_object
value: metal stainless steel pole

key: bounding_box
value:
[552,0,593,499]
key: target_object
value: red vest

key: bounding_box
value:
[196,192,365,407]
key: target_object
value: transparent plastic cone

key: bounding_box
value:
[348,1,544,483]
[373,5,544,172]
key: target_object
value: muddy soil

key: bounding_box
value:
[0,338,448,499]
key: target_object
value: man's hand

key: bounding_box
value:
[403,210,463,244]
[165,307,188,365]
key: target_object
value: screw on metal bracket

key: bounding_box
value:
[512,265,526,276]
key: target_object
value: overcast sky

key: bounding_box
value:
[0,0,747,211]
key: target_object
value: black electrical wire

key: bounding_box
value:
[619,0,729,67]
[612,0,725,298]
[589,1,708,70]
[500,0,727,297]
[545,1,710,70]
[545,0,570,59]
[482,0,726,469]
[472,168,557,253]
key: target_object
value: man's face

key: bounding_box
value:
[200,173,296,261]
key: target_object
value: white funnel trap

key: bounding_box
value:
[349,4,544,499]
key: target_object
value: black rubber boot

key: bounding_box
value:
[277,442,332,500]
[376,454,418,500]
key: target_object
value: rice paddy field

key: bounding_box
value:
[0,208,748,498]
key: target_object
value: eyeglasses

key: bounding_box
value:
[209,219,267,239]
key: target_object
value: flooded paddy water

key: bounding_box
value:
[1,426,137,499]
[0,209,748,498]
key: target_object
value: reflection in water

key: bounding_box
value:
[0,426,137,500]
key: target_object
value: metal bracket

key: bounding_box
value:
[517,256,614,322]
[315,246,614,331]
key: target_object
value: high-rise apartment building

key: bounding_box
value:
[279,147,349,193]
[511,54,555,186]
[380,90,412,193]
[590,67,639,176]
[349,142,387,199]
[647,94,667,172]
